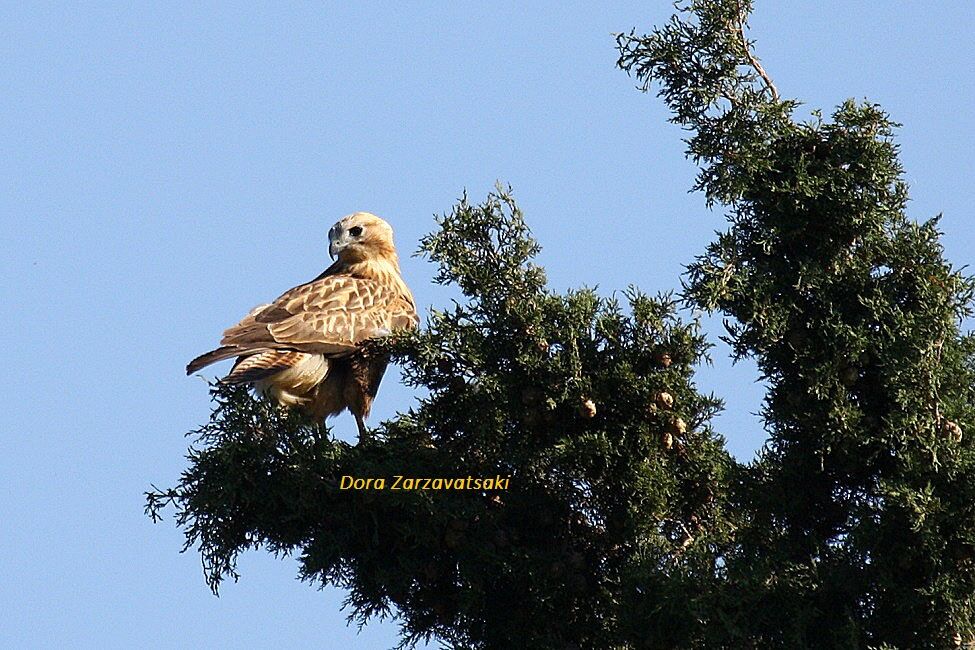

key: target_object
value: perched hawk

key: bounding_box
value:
[186,212,418,441]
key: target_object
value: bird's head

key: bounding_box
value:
[328,212,398,265]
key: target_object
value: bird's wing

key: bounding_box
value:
[219,274,416,356]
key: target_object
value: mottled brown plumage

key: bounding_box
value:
[187,212,418,441]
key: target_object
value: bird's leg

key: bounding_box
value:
[355,414,372,444]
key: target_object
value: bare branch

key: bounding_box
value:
[734,1,779,101]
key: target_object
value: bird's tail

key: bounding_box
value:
[186,346,240,375]
[225,350,310,384]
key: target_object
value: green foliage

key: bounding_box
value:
[619,0,975,647]
[150,188,733,648]
[150,1,975,647]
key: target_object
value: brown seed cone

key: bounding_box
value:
[943,419,963,443]
[578,398,597,419]
[665,416,688,436]
[661,431,674,450]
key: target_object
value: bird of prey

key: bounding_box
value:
[186,212,418,441]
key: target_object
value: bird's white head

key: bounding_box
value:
[328,212,397,264]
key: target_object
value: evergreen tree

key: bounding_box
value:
[618,0,975,647]
[149,189,732,648]
[150,1,975,647]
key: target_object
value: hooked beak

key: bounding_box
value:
[329,240,339,260]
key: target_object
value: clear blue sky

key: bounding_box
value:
[2,2,972,648]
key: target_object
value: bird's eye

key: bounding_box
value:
[348,226,363,237]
